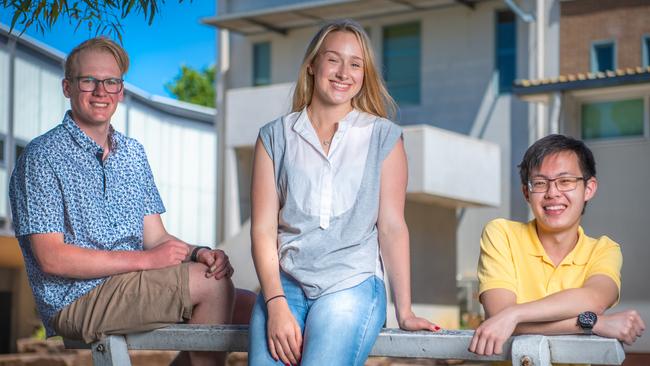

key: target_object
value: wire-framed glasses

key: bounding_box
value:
[528,176,585,193]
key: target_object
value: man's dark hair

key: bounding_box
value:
[518,134,596,185]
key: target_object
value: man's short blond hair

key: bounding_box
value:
[64,37,129,80]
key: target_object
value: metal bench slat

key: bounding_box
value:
[65,325,626,366]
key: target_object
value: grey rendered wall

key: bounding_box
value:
[405,201,457,305]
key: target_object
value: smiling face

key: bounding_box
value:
[523,151,597,236]
[62,49,123,128]
[309,31,364,109]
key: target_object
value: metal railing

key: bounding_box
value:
[64,324,626,366]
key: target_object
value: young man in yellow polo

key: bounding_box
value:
[469,134,645,357]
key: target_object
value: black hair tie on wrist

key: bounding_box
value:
[265,294,286,306]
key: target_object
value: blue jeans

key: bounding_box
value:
[248,273,387,366]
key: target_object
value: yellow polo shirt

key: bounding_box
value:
[478,218,621,305]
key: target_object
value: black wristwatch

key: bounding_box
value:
[190,246,211,262]
[577,311,598,335]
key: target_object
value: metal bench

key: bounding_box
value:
[63,325,625,366]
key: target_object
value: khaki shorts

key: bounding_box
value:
[52,263,192,343]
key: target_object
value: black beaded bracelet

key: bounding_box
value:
[190,246,211,262]
[265,294,286,306]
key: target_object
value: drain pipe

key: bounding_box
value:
[504,0,547,139]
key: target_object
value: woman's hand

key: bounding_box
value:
[266,298,302,365]
[398,310,441,332]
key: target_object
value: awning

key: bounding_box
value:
[202,0,485,35]
[512,66,650,97]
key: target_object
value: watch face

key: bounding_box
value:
[578,311,597,329]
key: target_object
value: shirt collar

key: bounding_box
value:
[62,110,119,157]
[526,220,589,266]
[292,107,360,146]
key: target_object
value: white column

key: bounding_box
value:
[535,0,547,140]
[223,147,241,240]
[216,29,230,243]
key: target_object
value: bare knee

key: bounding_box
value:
[188,262,235,306]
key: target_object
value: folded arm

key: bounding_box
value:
[30,213,235,279]
[469,275,644,355]
[29,232,158,279]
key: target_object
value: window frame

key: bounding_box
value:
[576,90,649,144]
[642,34,650,68]
[252,41,271,87]
[381,21,422,106]
[590,39,617,73]
[495,9,517,94]
[0,134,6,169]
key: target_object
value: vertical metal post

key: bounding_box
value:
[5,33,16,233]
[510,335,551,366]
[91,335,132,366]
[215,28,230,244]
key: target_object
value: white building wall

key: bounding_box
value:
[13,50,67,142]
[0,44,9,220]
[126,103,217,246]
[0,45,9,133]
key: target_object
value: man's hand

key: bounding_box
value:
[196,248,234,280]
[594,310,646,345]
[145,239,189,270]
[469,306,519,355]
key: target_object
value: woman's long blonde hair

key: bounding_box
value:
[292,19,396,119]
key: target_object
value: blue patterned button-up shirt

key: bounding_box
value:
[9,112,165,336]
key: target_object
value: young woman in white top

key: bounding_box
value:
[248,19,440,366]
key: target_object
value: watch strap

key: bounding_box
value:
[190,246,212,262]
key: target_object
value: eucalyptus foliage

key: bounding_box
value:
[2,0,187,42]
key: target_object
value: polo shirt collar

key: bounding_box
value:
[62,110,119,157]
[526,220,589,266]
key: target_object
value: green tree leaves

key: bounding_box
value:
[1,0,187,42]
[165,64,215,108]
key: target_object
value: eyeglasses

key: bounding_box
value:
[528,176,585,193]
[73,76,124,94]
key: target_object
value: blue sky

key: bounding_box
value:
[1,1,216,97]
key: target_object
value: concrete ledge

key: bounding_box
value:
[403,125,501,208]
[64,325,625,366]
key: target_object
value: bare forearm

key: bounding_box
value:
[506,287,611,324]
[514,317,581,336]
[39,244,148,279]
[251,231,283,299]
[379,226,413,320]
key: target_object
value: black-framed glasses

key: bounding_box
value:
[528,176,585,193]
[73,76,124,94]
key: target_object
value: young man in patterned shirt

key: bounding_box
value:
[468,134,645,358]
[9,37,253,366]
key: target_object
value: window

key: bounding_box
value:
[0,136,4,164]
[15,142,26,163]
[641,35,650,67]
[591,41,616,72]
[253,42,271,86]
[496,10,516,93]
[581,98,644,140]
[382,22,421,105]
